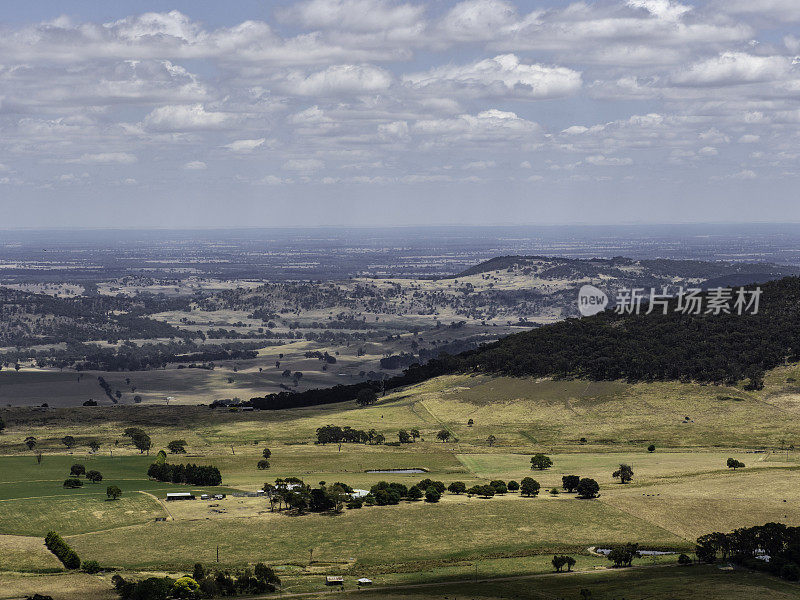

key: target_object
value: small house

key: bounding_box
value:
[351,489,370,498]
[325,576,344,586]
[166,492,195,501]
[357,578,372,586]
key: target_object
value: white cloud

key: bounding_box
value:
[672,52,793,86]
[279,0,425,32]
[738,134,761,143]
[404,54,581,99]
[585,155,634,166]
[68,152,138,164]
[278,64,393,96]
[463,160,496,169]
[183,161,208,170]
[282,158,325,171]
[143,104,232,131]
[439,0,518,42]
[627,0,692,22]
[224,139,265,153]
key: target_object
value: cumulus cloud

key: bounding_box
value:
[279,0,425,32]
[67,153,138,164]
[183,161,208,170]
[404,54,581,99]
[282,158,325,171]
[143,104,232,131]
[672,52,794,86]
[277,64,393,96]
[224,139,266,152]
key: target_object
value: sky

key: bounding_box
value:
[1,0,800,228]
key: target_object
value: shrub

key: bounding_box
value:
[82,560,101,574]
[678,554,692,566]
[648,444,656,452]
[63,478,83,489]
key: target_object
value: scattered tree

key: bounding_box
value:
[86,470,103,483]
[576,478,600,499]
[648,444,656,452]
[486,434,497,447]
[436,429,451,442]
[88,440,100,453]
[613,464,634,484]
[262,448,272,459]
[727,458,745,470]
[25,436,37,450]
[520,477,540,497]
[562,475,581,492]
[425,487,441,502]
[61,435,76,449]
[530,453,553,470]
[70,464,86,477]
[167,440,187,454]
[257,459,271,470]
[507,480,519,492]
[447,481,466,494]
[106,485,122,500]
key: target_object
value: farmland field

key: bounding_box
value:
[1,371,800,597]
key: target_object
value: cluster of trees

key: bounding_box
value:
[44,531,80,569]
[112,562,280,599]
[607,543,641,568]
[263,479,353,513]
[63,464,103,488]
[147,462,222,486]
[695,523,800,581]
[551,555,576,572]
[257,448,271,470]
[315,424,387,445]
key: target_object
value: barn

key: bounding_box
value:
[166,492,195,501]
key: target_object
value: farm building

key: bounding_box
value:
[351,489,369,498]
[325,576,344,586]
[166,492,195,501]
[357,578,373,585]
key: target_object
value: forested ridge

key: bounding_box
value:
[247,277,800,410]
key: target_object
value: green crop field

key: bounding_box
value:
[1,370,800,597]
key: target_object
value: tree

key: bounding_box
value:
[254,562,281,585]
[613,464,634,484]
[172,575,200,599]
[530,453,553,470]
[448,481,466,495]
[86,470,103,483]
[70,464,86,477]
[61,435,76,449]
[552,554,575,572]
[678,553,692,566]
[257,459,271,470]
[507,480,519,492]
[607,543,640,568]
[487,434,497,447]
[726,458,745,470]
[436,429,451,442]
[106,485,122,500]
[262,448,272,459]
[167,439,187,454]
[425,487,441,502]
[410,429,420,441]
[398,430,411,443]
[355,388,378,407]
[24,436,37,450]
[88,440,100,453]
[490,480,507,494]
[0,416,5,434]
[132,433,152,455]
[648,444,656,452]
[63,478,83,488]
[520,477,540,497]
[562,475,581,493]
[576,478,600,499]
[407,485,424,500]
